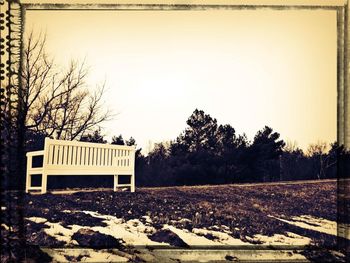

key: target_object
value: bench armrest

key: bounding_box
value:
[26,150,44,157]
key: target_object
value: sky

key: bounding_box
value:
[25,8,337,153]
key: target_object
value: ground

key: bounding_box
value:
[1,179,349,262]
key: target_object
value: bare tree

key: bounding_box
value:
[306,141,333,179]
[283,140,300,154]
[20,31,112,142]
[306,141,328,157]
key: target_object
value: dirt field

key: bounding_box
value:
[1,179,349,262]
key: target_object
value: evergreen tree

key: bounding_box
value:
[111,134,125,145]
[250,126,285,182]
[182,109,218,152]
[126,137,136,146]
[80,128,106,144]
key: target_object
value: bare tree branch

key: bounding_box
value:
[18,31,114,143]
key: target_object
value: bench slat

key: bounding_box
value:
[72,146,76,165]
[77,146,81,166]
[67,145,71,165]
[87,147,91,166]
[54,145,59,165]
[58,145,63,165]
[63,145,66,165]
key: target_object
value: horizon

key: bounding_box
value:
[25,9,337,153]
[93,107,337,155]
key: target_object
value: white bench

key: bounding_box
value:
[26,138,136,194]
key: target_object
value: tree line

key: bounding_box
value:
[37,108,348,188]
[134,109,349,186]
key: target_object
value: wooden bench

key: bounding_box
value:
[26,138,136,194]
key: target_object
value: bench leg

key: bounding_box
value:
[41,173,47,194]
[130,172,135,193]
[113,175,118,192]
[25,173,31,193]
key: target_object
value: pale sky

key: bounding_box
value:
[25,9,337,153]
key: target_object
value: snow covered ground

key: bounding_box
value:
[25,210,350,262]
[19,180,347,262]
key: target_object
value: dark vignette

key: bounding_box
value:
[0,0,348,262]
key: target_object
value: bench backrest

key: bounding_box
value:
[43,138,135,171]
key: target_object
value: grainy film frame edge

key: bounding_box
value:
[0,0,349,258]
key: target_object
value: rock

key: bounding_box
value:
[71,228,122,249]
[149,229,189,248]
[59,211,107,228]
[28,231,65,247]
[25,245,53,263]
[225,255,238,261]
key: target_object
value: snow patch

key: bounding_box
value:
[208,225,232,234]
[270,215,346,237]
[27,217,47,224]
[41,248,129,262]
[252,232,311,246]
[178,218,191,223]
[1,223,10,231]
[26,212,169,247]
[163,225,221,246]
[81,211,169,246]
[26,216,79,245]
[45,222,80,245]
[145,249,308,262]
[338,223,350,240]
[192,228,251,246]
[141,215,152,224]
